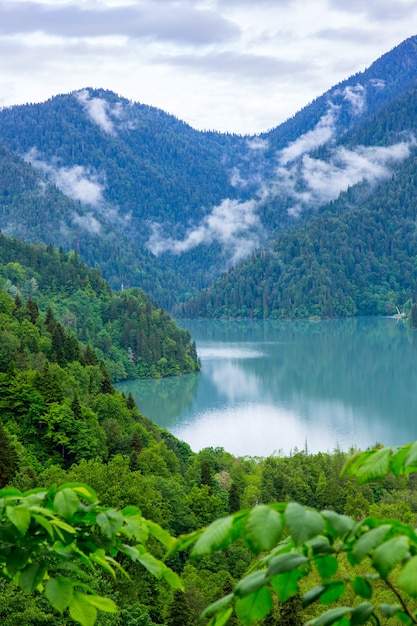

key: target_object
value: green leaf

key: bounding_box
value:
[403,441,417,471]
[397,555,417,597]
[122,515,148,543]
[208,607,234,626]
[391,445,412,477]
[136,551,164,578]
[379,603,401,617]
[32,513,54,538]
[372,535,409,578]
[352,576,372,599]
[202,593,234,618]
[84,595,118,613]
[0,487,22,498]
[350,602,374,625]
[168,529,203,556]
[119,544,140,561]
[286,502,325,545]
[162,564,184,590]
[90,549,117,577]
[45,578,74,614]
[147,520,175,550]
[339,451,374,479]
[235,587,272,625]
[59,483,98,502]
[6,548,29,576]
[234,570,268,597]
[303,585,326,607]
[192,516,236,557]
[316,555,338,580]
[271,569,301,603]
[309,606,351,625]
[54,488,79,519]
[96,509,123,539]
[322,510,354,537]
[69,592,97,626]
[19,562,47,593]
[319,581,345,605]
[6,504,31,535]
[351,525,391,563]
[267,552,309,576]
[355,448,392,484]
[243,505,282,554]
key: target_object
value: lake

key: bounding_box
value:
[115,317,417,457]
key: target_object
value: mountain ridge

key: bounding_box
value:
[1,35,417,314]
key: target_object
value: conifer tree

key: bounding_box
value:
[26,297,39,324]
[0,421,18,488]
[166,590,192,626]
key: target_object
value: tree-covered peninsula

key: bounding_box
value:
[0,233,199,380]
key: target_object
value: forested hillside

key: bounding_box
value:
[0,233,199,379]
[179,86,417,319]
[1,37,417,313]
[2,292,417,624]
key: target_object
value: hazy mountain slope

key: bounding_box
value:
[179,85,417,319]
[0,90,245,305]
[0,36,417,312]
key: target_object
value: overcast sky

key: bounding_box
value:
[1,0,417,134]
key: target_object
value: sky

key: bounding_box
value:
[1,0,417,135]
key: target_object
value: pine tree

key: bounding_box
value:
[166,589,192,626]
[26,297,39,324]
[228,481,241,514]
[99,362,114,394]
[84,343,98,365]
[0,421,18,488]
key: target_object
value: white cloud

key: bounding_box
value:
[341,84,366,116]
[24,147,105,205]
[72,212,102,234]
[282,140,414,215]
[278,105,338,165]
[148,197,262,264]
[76,89,116,134]
[246,137,269,151]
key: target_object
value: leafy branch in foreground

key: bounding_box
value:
[170,442,417,626]
[0,482,181,626]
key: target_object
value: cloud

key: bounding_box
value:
[24,148,104,206]
[246,137,269,151]
[157,50,307,81]
[148,198,262,263]
[0,1,239,46]
[278,105,338,165]
[76,89,117,134]
[328,0,417,21]
[341,84,366,115]
[72,212,102,235]
[281,140,414,216]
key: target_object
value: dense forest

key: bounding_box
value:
[2,276,417,624]
[1,37,417,313]
[0,233,199,380]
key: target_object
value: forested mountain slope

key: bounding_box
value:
[1,37,417,312]
[3,285,417,624]
[179,84,417,319]
[0,233,199,379]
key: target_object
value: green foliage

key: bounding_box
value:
[172,440,417,626]
[0,233,200,380]
[0,482,181,626]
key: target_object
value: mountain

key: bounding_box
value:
[0,232,200,379]
[180,84,417,319]
[1,36,417,313]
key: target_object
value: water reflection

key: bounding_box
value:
[116,318,417,457]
